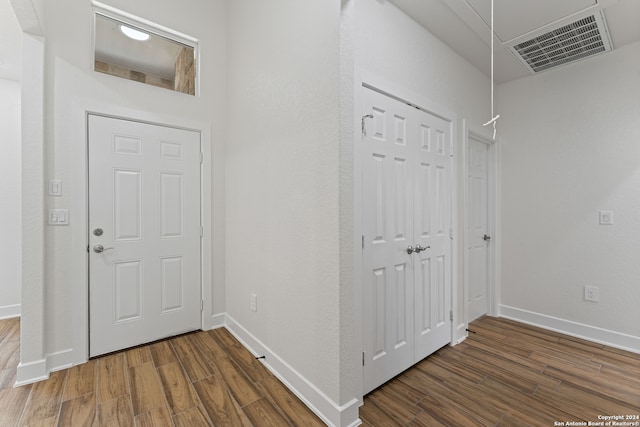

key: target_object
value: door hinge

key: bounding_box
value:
[201,300,204,311]
[201,226,204,237]
[87,245,90,253]
[362,235,365,250]
[450,310,454,321]
[362,351,365,366]
[200,152,204,164]
[449,228,454,239]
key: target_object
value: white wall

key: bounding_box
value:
[0,78,21,319]
[20,0,227,379]
[498,41,640,349]
[225,0,347,419]
[355,0,491,340]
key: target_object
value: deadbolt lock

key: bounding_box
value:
[93,228,103,236]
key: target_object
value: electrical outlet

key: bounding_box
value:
[584,286,599,302]
[250,293,257,312]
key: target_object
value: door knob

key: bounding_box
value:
[483,234,491,241]
[414,244,430,253]
[93,245,114,253]
[406,245,415,254]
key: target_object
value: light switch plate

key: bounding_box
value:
[599,210,613,225]
[49,180,62,196]
[48,209,69,225]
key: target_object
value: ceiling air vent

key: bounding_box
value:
[509,12,613,74]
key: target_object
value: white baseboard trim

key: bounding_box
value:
[0,304,21,319]
[224,315,361,427]
[15,359,48,386]
[499,305,640,354]
[204,312,226,330]
[15,348,74,386]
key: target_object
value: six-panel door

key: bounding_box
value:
[88,115,201,357]
[467,136,490,321]
[362,87,453,393]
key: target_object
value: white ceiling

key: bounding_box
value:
[0,0,22,82]
[389,0,640,83]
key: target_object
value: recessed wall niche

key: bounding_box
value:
[93,8,197,95]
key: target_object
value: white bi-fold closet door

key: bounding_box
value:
[362,87,452,394]
[88,115,202,357]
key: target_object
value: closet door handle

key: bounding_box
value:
[406,245,415,254]
[414,244,430,253]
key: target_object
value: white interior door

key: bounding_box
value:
[467,136,490,322]
[413,105,453,361]
[362,87,452,394]
[361,88,415,393]
[88,115,201,357]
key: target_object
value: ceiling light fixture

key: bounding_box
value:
[120,25,150,41]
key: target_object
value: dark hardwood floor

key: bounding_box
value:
[361,316,640,426]
[0,316,638,426]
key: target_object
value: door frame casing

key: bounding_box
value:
[354,68,459,399]
[462,120,500,323]
[86,113,205,356]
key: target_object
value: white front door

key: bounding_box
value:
[467,136,490,321]
[88,115,201,357]
[362,87,452,394]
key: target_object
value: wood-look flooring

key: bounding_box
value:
[361,316,640,426]
[0,317,324,426]
[1,316,638,426]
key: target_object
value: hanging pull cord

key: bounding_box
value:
[483,114,500,140]
[483,0,499,140]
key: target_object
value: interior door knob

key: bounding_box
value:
[93,245,114,253]
[406,245,415,254]
[414,244,430,253]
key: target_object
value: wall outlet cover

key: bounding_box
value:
[584,285,599,302]
[250,293,257,312]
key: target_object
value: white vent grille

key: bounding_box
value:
[510,13,613,73]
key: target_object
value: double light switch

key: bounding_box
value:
[48,179,68,225]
